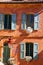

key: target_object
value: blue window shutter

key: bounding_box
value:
[34,14,39,30]
[21,14,26,30]
[0,14,4,30]
[11,14,16,30]
[33,42,38,60]
[20,42,25,59]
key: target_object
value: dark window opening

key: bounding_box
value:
[26,43,33,58]
[26,14,34,29]
[4,15,11,29]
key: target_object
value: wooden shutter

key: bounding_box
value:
[34,14,39,30]
[20,42,25,59]
[11,14,16,30]
[33,42,38,60]
[0,14,4,30]
[21,14,26,30]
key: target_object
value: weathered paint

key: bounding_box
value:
[0,3,43,65]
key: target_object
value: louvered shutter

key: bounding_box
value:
[0,14,4,30]
[11,14,16,30]
[20,42,25,59]
[34,14,39,30]
[33,42,38,60]
[21,14,26,30]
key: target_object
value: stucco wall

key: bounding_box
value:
[0,3,43,65]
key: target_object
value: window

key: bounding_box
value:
[26,43,33,58]
[26,14,34,29]
[4,15,11,29]
[0,14,16,30]
[21,13,39,30]
[20,42,38,60]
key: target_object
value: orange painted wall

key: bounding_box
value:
[0,3,43,65]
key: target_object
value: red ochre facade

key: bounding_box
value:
[0,3,43,65]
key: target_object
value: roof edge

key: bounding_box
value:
[0,1,43,4]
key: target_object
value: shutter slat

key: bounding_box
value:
[33,42,38,60]
[12,14,16,30]
[34,14,39,30]
[21,14,26,30]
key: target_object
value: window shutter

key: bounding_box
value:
[33,42,38,60]
[21,14,26,30]
[0,14,4,30]
[11,14,16,30]
[20,42,25,59]
[34,14,39,30]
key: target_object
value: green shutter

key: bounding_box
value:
[3,46,10,63]
[21,14,26,30]
[0,14,4,30]
[33,42,38,60]
[11,14,16,30]
[34,14,39,30]
[20,42,25,59]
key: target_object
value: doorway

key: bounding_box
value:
[3,43,10,63]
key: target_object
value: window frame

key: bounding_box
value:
[20,42,38,60]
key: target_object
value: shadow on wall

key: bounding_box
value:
[17,50,43,65]
[13,34,43,65]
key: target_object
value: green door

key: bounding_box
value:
[3,45,10,63]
